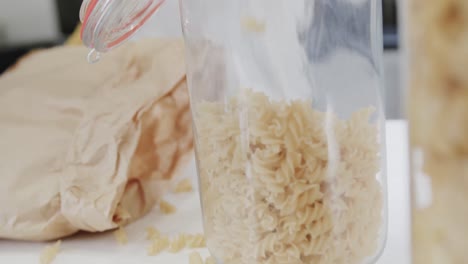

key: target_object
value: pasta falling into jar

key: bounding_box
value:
[78,0,388,263]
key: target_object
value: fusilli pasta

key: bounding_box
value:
[189,252,204,264]
[114,227,128,245]
[174,178,194,193]
[146,227,161,240]
[169,234,187,253]
[40,240,61,264]
[148,236,170,256]
[194,89,383,264]
[186,234,207,248]
[160,199,177,214]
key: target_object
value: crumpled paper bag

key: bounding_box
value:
[0,39,192,241]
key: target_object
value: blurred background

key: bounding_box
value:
[0,0,401,119]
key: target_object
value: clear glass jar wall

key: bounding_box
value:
[181,0,387,263]
[407,1,468,263]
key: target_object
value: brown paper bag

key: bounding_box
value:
[0,39,192,241]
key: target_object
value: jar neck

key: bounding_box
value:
[80,0,165,53]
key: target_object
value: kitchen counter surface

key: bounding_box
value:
[0,121,411,264]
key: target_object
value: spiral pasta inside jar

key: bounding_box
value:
[194,89,383,264]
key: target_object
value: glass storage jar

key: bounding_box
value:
[80,1,388,263]
[404,1,468,263]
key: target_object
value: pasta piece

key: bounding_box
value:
[148,236,170,256]
[173,178,194,193]
[189,252,204,264]
[205,256,216,264]
[241,17,266,33]
[169,234,187,253]
[40,240,61,264]
[186,234,207,248]
[114,205,132,224]
[160,199,177,214]
[146,227,161,240]
[114,226,128,245]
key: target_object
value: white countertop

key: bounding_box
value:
[379,121,410,264]
[0,121,411,264]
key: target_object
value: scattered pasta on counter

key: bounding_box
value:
[114,227,128,245]
[205,256,216,264]
[146,227,161,240]
[169,234,187,253]
[189,252,204,264]
[148,236,170,256]
[186,234,206,248]
[160,199,177,215]
[114,206,132,222]
[40,240,61,264]
[173,178,194,193]
[146,232,207,256]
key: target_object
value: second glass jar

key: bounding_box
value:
[181,0,388,263]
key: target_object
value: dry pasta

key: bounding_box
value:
[113,205,132,225]
[113,227,128,245]
[189,252,204,264]
[186,234,207,248]
[194,89,383,264]
[146,227,161,240]
[40,240,61,264]
[242,17,266,33]
[148,236,170,256]
[173,178,194,193]
[205,256,216,264]
[169,234,188,253]
[160,199,177,214]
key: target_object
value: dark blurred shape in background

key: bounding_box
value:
[0,0,82,74]
[55,0,82,36]
[383,0,398,49]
